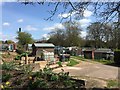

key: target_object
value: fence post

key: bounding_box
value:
[25,54,28,64]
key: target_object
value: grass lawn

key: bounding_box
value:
[67,59,79,66]
[71,56,115,65]
[71,56,85,61]
[107,80,119,88]
[94,59,115,65]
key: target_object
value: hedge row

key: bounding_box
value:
[114,50,120,65]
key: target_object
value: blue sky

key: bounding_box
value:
[1,2,96,42]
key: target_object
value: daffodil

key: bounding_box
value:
[1,85,4,89]
[6,81,10,85]
[29,76,32,80]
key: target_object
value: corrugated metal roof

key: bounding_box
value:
[29,43,55,48]
[95,48,113,53]
[28,44,32,47]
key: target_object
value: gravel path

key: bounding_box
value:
[53,59,119,80]
[53,59,119,88]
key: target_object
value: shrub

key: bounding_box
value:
[14,52,28,60]
[114,50,120,65]
[63,80,75,87]
[14,55,21,60]
[21,52,28,57]
[50,74,59,81]
[32,70,43,78]
[16,49,25,54]
[28,79,47,89]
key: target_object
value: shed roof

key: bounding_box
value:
[29,43,55,48]
[94,48,113,53]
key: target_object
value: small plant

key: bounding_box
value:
[28,79,47,89]
[14,55,21,60]
[50,74,59,81]
[14,52,28,60]
[59,72,70,81]
[2,61,17,71]
[107,80,119,88]
[2,54,11,58]
[43,66,53,75]
[32,70,43,78]
[57,61,62,67]
[13,79,22,85]
[1,81,11,89]
[63,80,75,87]
[2,73,12,82]
[67,59,79,66]
[21,64,33,75]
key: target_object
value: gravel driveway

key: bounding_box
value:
[53,60,119,80]
[53,60,120,88]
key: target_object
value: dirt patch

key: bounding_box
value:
[1,52,18,62]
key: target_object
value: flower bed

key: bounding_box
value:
[1,61,85,89]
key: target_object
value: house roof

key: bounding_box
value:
[28,43,55,48]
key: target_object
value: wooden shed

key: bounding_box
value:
[94,48,114,60]
[83,49,94,59]
[83,48,114,60]
[28,43,55,56]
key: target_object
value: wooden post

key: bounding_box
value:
[25,54,28,64]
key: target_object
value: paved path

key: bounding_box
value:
[53,59,119,80]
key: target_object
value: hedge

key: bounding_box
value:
[16,49,25,54]
[114,50,120,65]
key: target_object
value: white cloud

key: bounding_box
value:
[79,18,91,24]
[42,34,48,38]
[43,27,55,31]
[24,25,38,31]
[81,31,87,38]
[55,23,64,29]
[3,22,10,26]
[58,13,70,18]
[58,10,92,19]
[83,10,93,17]
[17,19,23,23]
[79,18,91,27]
[42,34,50,40]
[43,23,64,31]
[58,11,77,18]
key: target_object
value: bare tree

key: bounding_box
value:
[48,21,82,47]
[18,0,120,48]
[18,1,120,23]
